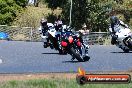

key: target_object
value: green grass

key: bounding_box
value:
[0,79,131,88]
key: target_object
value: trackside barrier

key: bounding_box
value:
[0,25,41,41]
[83,32,110,45]
[0,25,110,45]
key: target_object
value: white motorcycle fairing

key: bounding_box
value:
[40,23,61,43]
[112,25,132,51]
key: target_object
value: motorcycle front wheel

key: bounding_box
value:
[69,47,84,62]
[83,56,90,62]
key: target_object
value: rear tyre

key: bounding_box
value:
[123,37,132,53]
[123,48,129,53]
[127,39,132,49]
[59,49,67,55]
[69,47,83,62]
[59,49,63,54]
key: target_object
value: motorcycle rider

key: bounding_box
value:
[54,16,63,42]
[109,16,129,45]
[54,15,63,31]
[78,29,89,56]
[39,18,50,48]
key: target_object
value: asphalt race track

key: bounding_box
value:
[0,41,132,73]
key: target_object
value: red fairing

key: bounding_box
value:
[61,41,68,47]
[77,41,81,47]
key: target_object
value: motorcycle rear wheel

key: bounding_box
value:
[123,48,129,53]
[58,49,67,55]
[127,39,132,49]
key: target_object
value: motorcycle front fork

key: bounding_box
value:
[71,46,89,61]
[81,44,89,56]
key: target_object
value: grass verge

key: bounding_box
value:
[0,78,131,88]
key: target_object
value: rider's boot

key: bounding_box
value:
[111,35,118,45]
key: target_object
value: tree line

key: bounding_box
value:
[0,0,28,25]
[43,0,132,31]
[0,0,132,32]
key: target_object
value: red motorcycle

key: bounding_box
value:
[60,31,90,62]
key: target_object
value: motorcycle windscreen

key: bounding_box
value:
[61,32,72,37]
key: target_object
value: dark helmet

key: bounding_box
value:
[40,18,47,27]
[110,16,119,24]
